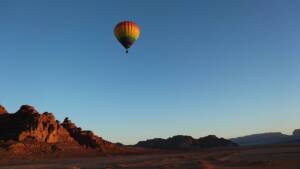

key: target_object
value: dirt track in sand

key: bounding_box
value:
[1,144,300,169]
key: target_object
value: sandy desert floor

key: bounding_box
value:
[1,144,300,169]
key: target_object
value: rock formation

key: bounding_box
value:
[0,105,74,143]
[61,117,118,152]
[197,135,237,148]
[0,105,121,154]
[136,135,237,150]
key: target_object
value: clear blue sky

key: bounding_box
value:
[0,0,300,144]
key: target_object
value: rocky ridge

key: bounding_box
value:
[293,129,300,138]
[0,105,120,155]
[136,135,237,150]
[61,117,118,152]
[231,130,300,146]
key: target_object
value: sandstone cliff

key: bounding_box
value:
[0,105,74,143]
[62,117,119,152]
[0,105,121,154]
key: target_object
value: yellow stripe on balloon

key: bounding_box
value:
[114,21,140,39]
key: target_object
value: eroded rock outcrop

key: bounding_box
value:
[62,118,118,152]
[0,105,123,154]
[0,105,74,143]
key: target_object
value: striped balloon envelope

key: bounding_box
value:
[114,21,140,53]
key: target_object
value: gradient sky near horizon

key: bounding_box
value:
[1,0,300,144]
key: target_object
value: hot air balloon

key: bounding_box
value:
[114,21,140,54]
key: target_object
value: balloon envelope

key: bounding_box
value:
[114,21,140,51]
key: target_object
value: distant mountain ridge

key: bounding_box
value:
[231,130,300,146]
[293,129,300,138]
[135,135,237,150]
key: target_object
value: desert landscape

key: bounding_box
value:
[1,1,300,168]
[0,105,300,169]
[1,144,300,169]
